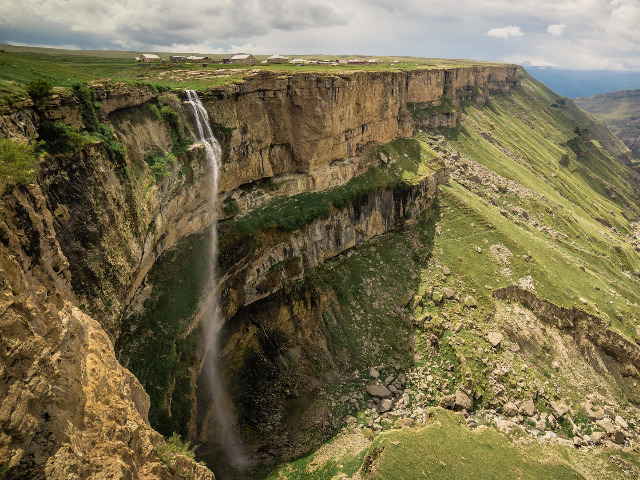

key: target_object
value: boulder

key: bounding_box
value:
[597,418,616,435]
[612,430,626,445]
[440,394,456,409]
[442,266,451,275]
[369,367,380,379]
[367,385,392,399]
[443,287,455,299]
[520,398,535,417]
[377,399,393,414]
[614,415,628,430]
[463,295,477,308]
[455,389,473,411]
[432,291,444,304]
[584,403,604,421]
[550,401,570,418]
[486,332,503,347]
[503,402,518,417]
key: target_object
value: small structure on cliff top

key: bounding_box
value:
[223,53,257,65]
[267,54,289,64]
[139,53,161,63]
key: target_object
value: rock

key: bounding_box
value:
[369,367,380,379]
[597,418,616,435]
[486,332,503,347]
[432,291,444,304]
[572,436,584,447]
[591,431,605,444]
[476,246,482,253]
[455,389,473,411]
[520,398,535,417]
[614,415,628,430]
[584,403,604,421]
[612,430,626,445]
[535,419,546,431]
[367,385,392,398]
[550,401,570,418]
[442,287,455,299]
[495,418,515,433]
[442,266,450,275]
[463,295,476,308]
[440,394,456,409]
[377,399,393,414]
[503,402,518,417]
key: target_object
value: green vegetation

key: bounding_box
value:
[408,100,457,119]
[145,151,176,180]
[26,78,52,99]
[360,409,585,480]
[115,232,210,438]
[157,433,198,462]
[0,138,39,185]
[219,138,439,251]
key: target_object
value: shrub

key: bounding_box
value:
[38,121,89,154]
[27,79,52,99]
[0,138,39,185]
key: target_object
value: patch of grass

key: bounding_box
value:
[0,138,39,185]
[115,232,210,438]
[408,99,456,119]
[360,408,585,479]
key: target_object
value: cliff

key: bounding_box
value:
[0,64,520,477]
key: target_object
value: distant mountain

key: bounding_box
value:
[527,66,640,98]
[574,89,640,159]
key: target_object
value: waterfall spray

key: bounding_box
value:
[184,90,249,471]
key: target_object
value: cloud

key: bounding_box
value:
[486,26,524,39]
[547,23,566,37]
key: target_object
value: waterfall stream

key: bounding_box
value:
[184,90,248,472]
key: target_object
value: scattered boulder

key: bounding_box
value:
[486,332,503,347]
[442,287,455,299]
[442,266,451,275]
[455,390,473,411]
[367,385,392,399]
[369,367,380,379]
[584,403,604,421]
[463,295,477,308]
[612,430,626,445]
[591,431,605,444]
[614,415,628,430]
[597,418,616,435]
[440,394,456,409]
[503,402,518,417]
[550,401,570,418]
[377,399,393,414]
[520,398,535,417]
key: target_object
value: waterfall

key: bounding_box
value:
[184,90,249,472]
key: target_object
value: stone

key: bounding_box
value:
[520,398,535,417]
[597,418,616,435]
[612,430,626,445]
[584,403,604,421]
[442,287,455,299]
[463,295,477,308]
[502,402,518,417]
[614,415,628,430]
[369,367,380,379]
[591,431,605,444]
[550,401,569,418]
[377,399,393,414]
[367,385,392,398]
[442,266,450,275]
[455,389,473,411]
[486,332,503,347]
[432,291,444,304]
[440,394,456,409]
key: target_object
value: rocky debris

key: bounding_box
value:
[432,291,444,304]
[376,399,393,414]
[442,287,455,299]
[503,402,518,417]
[463,295,477,308]
[369,367,380,379]
[486,332,503,347]
[584,402,604,421]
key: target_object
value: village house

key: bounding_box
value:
[223,54,257,65]
[170,55,187,63]
[139,53,161,63]
[267,54,289,64]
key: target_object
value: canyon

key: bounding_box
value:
[1,60,640,479]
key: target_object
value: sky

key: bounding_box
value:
[2,0,640,71]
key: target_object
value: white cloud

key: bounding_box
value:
[547,23,566,37]
[486,26,524,39]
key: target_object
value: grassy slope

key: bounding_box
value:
[574,90,640,157]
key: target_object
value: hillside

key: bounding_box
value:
[1,48,640,480]
[574,90,640,160]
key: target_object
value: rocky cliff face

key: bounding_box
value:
[0,64,522,477]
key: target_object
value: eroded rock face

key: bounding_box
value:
[0,186,212,479]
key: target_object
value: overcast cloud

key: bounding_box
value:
[1,0,639,70]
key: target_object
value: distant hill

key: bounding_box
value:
[575,89,640,159]
[527,66,640,98]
